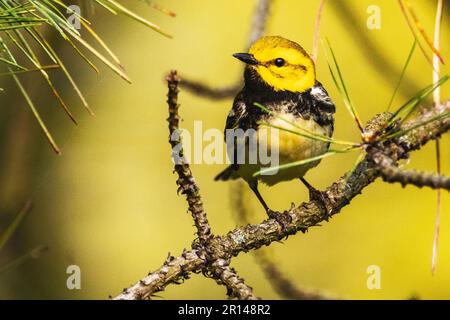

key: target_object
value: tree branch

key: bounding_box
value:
[114,249,206,300]
[209,258,259,300]
[379,165,450,191]
[167,71,212,244]
[246,0,272,49]
[208,104,450,259]
[114,72,449,299]
[231,182,330,299]
[178,82,242,101]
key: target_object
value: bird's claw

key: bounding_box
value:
[267,210,292,233]
[308,188,329,215]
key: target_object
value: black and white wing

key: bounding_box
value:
[310,82,335,115]
[216,91,248,181]
[224,91,248,133]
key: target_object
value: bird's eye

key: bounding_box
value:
[274,58,285,67]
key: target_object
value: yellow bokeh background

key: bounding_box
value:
[0,0,449,299]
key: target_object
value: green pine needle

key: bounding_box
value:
[0,201,33,253]
[0,245,48,275]
[389,75,449,125]
[383,109,450,140]
[322,38,364,132]
[253,102,357,147]
[253,146,358,177]
[0,0,172,153]
[387,41,416,111]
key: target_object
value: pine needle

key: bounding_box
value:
[254,102,357,147]
[402,0,444,64]
[12,71,61,154]
[0,245,48,274]
[389,75,449,125]
[397,0,437,67]
[312,0,326,64]
[0,201,33,252]
[0,0,173,153]
[253,146,358,177]
[1,37,61,154]
[322,38,363,132]
[344,150,366,184]
[100,0,172,38]
[0,64,59,76]
[383,109,450,140]
[387,41,416,111]
[431,0,444,276]
[34,29,95,116]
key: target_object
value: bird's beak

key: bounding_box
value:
[233,53,259,65]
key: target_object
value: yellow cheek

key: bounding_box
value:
[256,66,286,90]
[256,66,315,92]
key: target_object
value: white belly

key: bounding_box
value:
[237,113,331,186]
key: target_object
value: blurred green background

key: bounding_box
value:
[0,0,449,299]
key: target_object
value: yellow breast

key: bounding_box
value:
[237,112,331,186]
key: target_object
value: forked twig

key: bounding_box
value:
[115,71,258,300]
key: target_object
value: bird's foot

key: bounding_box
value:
[308,187,330,217]
[310,188,327,205]
[300,178,330,214]
[267,209,292,233]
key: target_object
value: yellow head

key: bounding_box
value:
[233,36,316,92]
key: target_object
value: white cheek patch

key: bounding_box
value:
[310,86,333,105]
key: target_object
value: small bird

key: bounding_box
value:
[215,36,335,217]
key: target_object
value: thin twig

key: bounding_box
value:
[178,82,241,101]
[432,141,442,273]
[379,165,450,191]
[180,0,272,100]
[432,0,444,275]
[114,249,206,300]
[312,0,326,64]
[210,258,259,300]
[166,71,212,244]
[246,0,272,49]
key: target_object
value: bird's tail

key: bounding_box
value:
[214,165,239,181]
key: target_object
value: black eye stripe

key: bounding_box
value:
[266,59,307,72]
[294,65,307,71]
